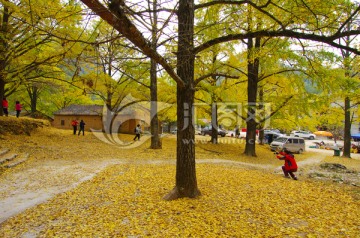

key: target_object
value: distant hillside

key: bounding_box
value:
[0,117,50,136]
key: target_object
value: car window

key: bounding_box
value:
[299,139,304,144]
[273,137,287,143]
[293,139,299,144]
[287,139,292,143]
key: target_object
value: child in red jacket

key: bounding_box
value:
[277,149,298,180]
[15,101,22,118]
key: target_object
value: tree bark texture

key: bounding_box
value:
[258,87,264,145]
[342,96,351,158]
[211,102,218,144]
[0,2,9,116]
[244,37,260,157]
[150,0,162,149]
[150,59,162,148]
[28,85,38,114]
[163,0,200,200]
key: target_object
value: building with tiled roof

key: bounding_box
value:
[53,104,103,116]
[52,104,149,134]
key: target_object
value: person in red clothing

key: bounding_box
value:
[276,148,298,180]
[15,101,22,118]
[71,119,78,135]
[2,97,8,116]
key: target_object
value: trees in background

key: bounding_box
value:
[1,0,359,199]
[80,0,360,200]
[0,0,87,116]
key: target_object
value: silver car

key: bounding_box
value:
[270,136,305,154]
[290,130,316,140]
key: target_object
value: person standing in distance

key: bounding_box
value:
[133,124,141,141]
[2,97,8,116]
[71,119,78,135]
[15,101,22,118]
[78,120,86,136]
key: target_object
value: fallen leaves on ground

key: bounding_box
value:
[0,123,359,237]
[1,164,359,237]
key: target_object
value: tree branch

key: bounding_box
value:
[195,30,360,55]
[79,0,184,88]
[194,73,239,86]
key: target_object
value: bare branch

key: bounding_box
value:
[79,0,185,88]
[195,30,360,55]
[194,73,239,86]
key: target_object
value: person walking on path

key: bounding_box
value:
[133,124,141,141]
[276,149,298,180]
[15,101,22,118]
[71,119,78,135]
[2,97,8,116]
[78,120,86,136]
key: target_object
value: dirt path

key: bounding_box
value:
[0,158,268,223]
[0,159,123,223]
[0,152,336,224]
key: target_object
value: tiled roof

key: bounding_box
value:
[53,104,103,116]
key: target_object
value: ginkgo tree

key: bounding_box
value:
[0,0,86,116]
[80,0,360,200]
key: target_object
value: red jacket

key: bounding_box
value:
[2,99,8,108]
[277,152,298,171]
[15,103,21,111]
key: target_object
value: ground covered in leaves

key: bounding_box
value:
[0,117,359,237]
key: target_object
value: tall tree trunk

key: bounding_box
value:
[26,85,38,116]
[210,55,218,144]
[211,102,218,144]
[104,91,113,134]
[150,59,161,148]
[0,2,9,116]
[244,37,260,156]
[342,30,352,158]
[150,0,161,149]
[258,87,264,145]
[30,86,37,114]
[343,96,351,158]
[164,0,200,200]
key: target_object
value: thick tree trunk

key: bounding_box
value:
[150,59,162,149]
[150,1,162,149]
[244,37,260,157]
[0,3,9,117]
[164,0,200,200]
[30,86,38,114]
[342,96,351,158]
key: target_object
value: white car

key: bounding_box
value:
[290,130,316,140]
[226,130,246,138]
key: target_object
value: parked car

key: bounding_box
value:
[227,130,247,138]
[226,130,236,137]
[290,130,316,140]
[263,131,284,143]
[201,127,227,137]
[270,136,305,154]
[170,129,177,134]
[264,129,281,134]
